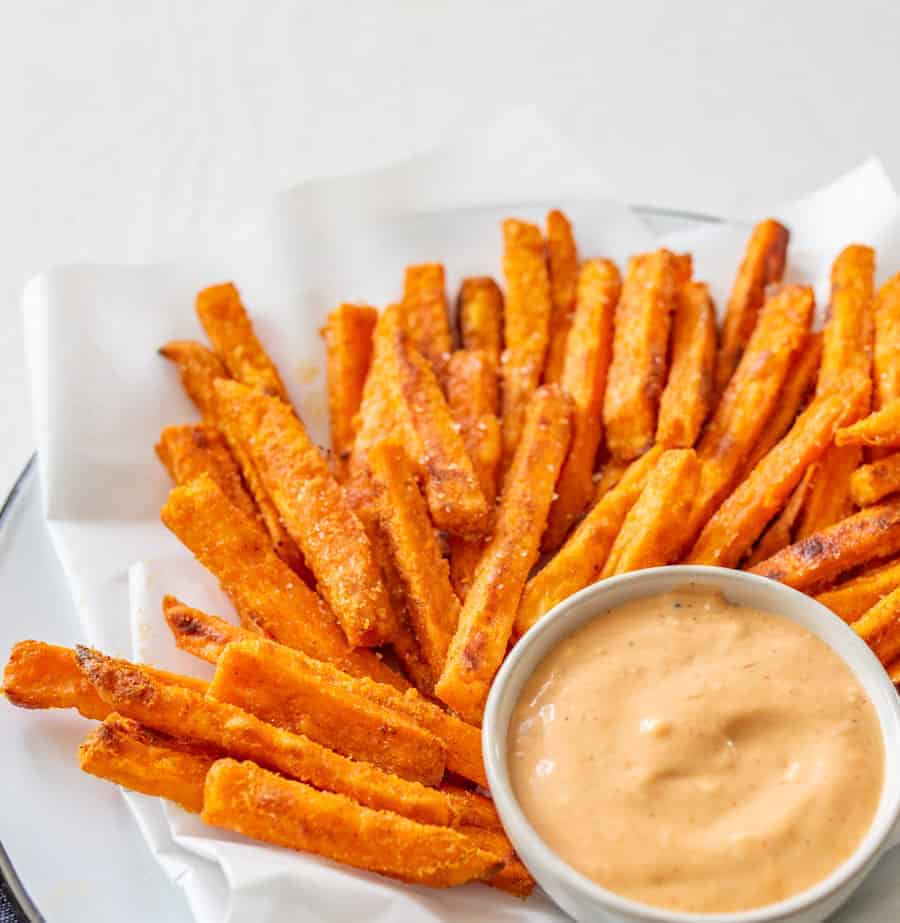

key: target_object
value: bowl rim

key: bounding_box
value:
[483,565,900,923]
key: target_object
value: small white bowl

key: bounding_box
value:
[483,566,900,923]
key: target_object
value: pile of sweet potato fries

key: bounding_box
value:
[5,211,900,892]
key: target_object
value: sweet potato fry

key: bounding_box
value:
[543,258,620,551]
[836,397,900,449]
[500,219,553,465]
[322,303,378,478]
[542,209,579,385]
[852,587,900,665]
[201,759,503,888]
[655,281,717,449]
[458,277,503,368]
[368,440,460,677]
[602,449,700,576]
[77,647,455,826]
[439,782,501,829]
[816,558,900,623]
[851,452,900,506]
[156,423,259,523]
[158,340,229,420]
[749,496,900,591]
[209,639,445,784]
[392,329,489,536]
[2,640,206,718]
[215,379,394,647]
[691,284,814,534]
[195,282,289,401]
[163,600,486,786]
[403,264,452,384]
[516,446,664,637]
[794,445,862,539]
[160,476,406,688]
[460,825,535,898]
[592,458,630,502]
[874,273,900,408]
[742,331,822,476]
[688,387,861,567]
[435,386,572,723]
[603,250,681,460]
[743,468,816,568]
[714,219,789,397]
[79,714,216,814]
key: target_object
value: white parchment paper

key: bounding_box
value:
[23,109,900,921]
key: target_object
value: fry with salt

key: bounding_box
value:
[815,558,900,623]
[743,469,816,568]
[542,209,579,384]
[457,277,503,370]
[403,264,452,384]
[852,587,900,665]
[851,452,900,506]
[158,340,228,420]
[435,386,572,724]
[874,273,900,408]
[836,397,900,449]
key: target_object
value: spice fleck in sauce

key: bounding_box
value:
[508,587,884,913]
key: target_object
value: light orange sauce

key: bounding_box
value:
[509,587,884,913]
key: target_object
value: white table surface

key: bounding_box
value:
[3,0,900,500]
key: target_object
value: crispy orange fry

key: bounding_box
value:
[163,599,486,786]
[602,449,700,576]
[543,258,620,551]
[322,303,378,478]
[438,782,501,829]
[79,714,216,814]
[749,496,900,591]
[368,440,460,678]
[77,647,457,827]
[460,825,535,898]
[209,640,445,784]
[852,587,900,665]
[392,329,489,536]
[215,379,394,647]
[688,387,861,568]
[874,273,900,408]
[744,468,816,568]
[403,264,452,383]
[516,446,664,637]
[2,640,206,719]
[851,452,900,506]
[158,340,228,420]
[592,458,629,502]
[816,558,900,624]
[836,397,900,449]
[435,386,572,724]
[202,759,503,888]
[160,476,406,688]
[195,282,289,400]
[656,281,717,449]
[542,209,579,385]
[457,277,503,369]
[156,423,259,523]
[603,250,681,460]
[690,284,814,535]
[742,331,822,476]
[500,219,553,465]
[795,444,861,539]
[714,219,789,397]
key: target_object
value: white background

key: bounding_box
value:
[4,0,900,498]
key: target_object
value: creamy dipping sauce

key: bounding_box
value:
[508,587,884,913]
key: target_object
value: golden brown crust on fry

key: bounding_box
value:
[743,467,816,568]
[158,340,229,420]
[368,440,460,678]
[403,264,452,384]
[195,282,289,400]
[592,458,630,502]
[874,274,900,409]
[438,782,501,829]
[542,210,579,385]
[795,445,861,539]
[215,379,394,647]
[322,303,378,478]
[603,250,681,460]
[160,476,406,687]
[79,714,216,813]
[749,496,900,591]
[836,398,900,449]
[689,387,861,568]
[851,452,900,507]
[603,449,700,576]
[852,587,900,665]
[201,759,503,888]
[163,596,253,663]
[500,219,553,465]
[543,259,620,552]
[459,826,535,898]
[656,281,717,449]
[816,559,900,623]
[714,219,789,397]
[516,446,664,637]
[458,277,503,369]
[435,386,572,723]
[209,640,446,784]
